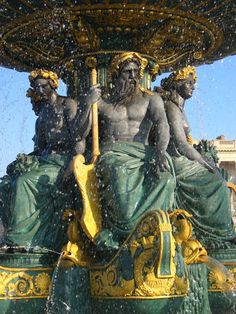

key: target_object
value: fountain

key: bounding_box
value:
[0,1,236,313]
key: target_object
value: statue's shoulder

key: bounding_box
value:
[139,86,154,96]
[60,96,78,109]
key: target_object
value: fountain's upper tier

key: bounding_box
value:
[0,0,235,73]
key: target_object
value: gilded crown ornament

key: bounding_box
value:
[108,52,148,81]
[29,69,59,89]
[172,66,197,82]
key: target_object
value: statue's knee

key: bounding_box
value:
[14,174,28,189]
[163,173,175,187]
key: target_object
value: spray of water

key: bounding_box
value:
[199,255,235,293]
[45,251,72,314]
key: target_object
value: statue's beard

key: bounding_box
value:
[110,78,139,107]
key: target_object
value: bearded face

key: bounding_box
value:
[31,77,54,102]
[110,60,140,106]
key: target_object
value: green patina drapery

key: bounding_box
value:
[96,141,175,244]
[1,143,235,251]
[0,154,76,251]
[173,156,236,243]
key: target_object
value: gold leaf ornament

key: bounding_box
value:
[172,66,197,82]
[29,69,59,89]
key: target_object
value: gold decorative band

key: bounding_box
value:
[0,266,53,300]
[92,294,186,300]
[158,224,172,232]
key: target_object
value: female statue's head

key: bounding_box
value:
[161,66,197,100]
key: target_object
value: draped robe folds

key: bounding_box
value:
[172,155,236,243]
[96,141,176,244]
[0,154,77,251]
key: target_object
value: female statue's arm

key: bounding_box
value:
[149,93,170,171]
[165,101,215,172]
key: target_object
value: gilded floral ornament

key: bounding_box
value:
[182,239,208,265]
[169,209,193,245]
[35,273,51,292]
[29,69,59,89]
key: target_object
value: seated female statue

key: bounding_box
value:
[160,66,236,247]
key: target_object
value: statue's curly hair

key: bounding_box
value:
[29,69,59,89]
[108,52,148,82]
[161,66,197,91]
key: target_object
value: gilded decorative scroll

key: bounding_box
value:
[90,210,188,299]
[0,266,52,299]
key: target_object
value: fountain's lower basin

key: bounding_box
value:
[0,251,57,314]
[0,249,235,314]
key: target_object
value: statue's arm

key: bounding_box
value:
[67,84,103,142]
[65,97,92,141]
[33,118,47,155]
[149,94,170,170]
[76,102,92,139]
[165,101,214,171]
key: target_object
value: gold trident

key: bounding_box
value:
[70,56,102,242]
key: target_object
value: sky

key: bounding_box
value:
[0,56,235,176]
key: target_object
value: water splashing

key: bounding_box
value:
[46,252,71,313]
[199,255,235,292]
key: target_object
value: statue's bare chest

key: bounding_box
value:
[100,98,149,124]
[38,104,65,133]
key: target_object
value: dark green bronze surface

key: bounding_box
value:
[0,154,72,250]
[96,142,175,245]
[173,155,235,245]
[91,297,184,314]
[178,264,211,314]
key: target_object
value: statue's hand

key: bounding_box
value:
[61,161,73,185]
[85,84,101,106]
[209,166,222,178]
[202,158,222,178]
[155,155,168,175]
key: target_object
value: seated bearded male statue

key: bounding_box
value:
[82,53,175,250]
[0,69,87,251]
